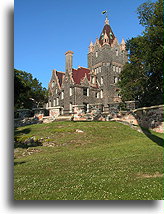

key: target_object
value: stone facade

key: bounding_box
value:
[48,17,128,115]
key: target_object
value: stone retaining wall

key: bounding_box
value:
[112,105,163,133]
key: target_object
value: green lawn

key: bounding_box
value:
[14,121,163,200]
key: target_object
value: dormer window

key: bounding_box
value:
[52,82,55,88]
[92,76,95,84]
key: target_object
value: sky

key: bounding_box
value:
[14,0,149,88]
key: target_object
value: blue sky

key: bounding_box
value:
[15,0,149,88]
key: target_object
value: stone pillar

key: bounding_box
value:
[65,50,74,73]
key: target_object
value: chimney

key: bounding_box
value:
[65,50,74,73]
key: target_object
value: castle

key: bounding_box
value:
[48,16,128,115]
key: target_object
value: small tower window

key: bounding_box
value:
[100,90,103,98]
[70,88,72,96]
[95,51,98,58]
[101,76,103,85]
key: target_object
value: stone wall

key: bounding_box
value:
[111,105,163,133]
[133,105,163,133]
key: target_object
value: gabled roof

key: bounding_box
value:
[72,67,90,85]
[56,71,65,87]
[99,23,115,46]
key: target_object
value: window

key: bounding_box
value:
[119,67,121,73]
[96,92,99,98]
[53,99,56,106]
[100,90,103,98]
[101,76,103,85]
[113,65,115,72]
[87,88,89,96]
[95,51,98,58]
[116,66,118,73]
[99,67,101,72]
[70,88,72,96]
[55,88,58,94]
[56,98,59,105]
[49,101,51,107]
[114,76,118,84]
[83,88,87,96]
[70,102,72,113]
[83,103,87,113]
[92,76,95,84]
[87,104,90,113]
[61,91,64,99]
[116,50,118,56]
[52,82,55,88]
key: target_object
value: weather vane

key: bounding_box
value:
[102,10,108,19]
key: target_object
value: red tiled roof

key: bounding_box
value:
[99,24,115,46]
[56,71,65,87]
[72,67,90,84]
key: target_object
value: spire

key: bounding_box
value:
[89,41,94,52]
[99,21,115,46]
[121,38,125,45]
[120,38,126,51]
[105,17,109,25]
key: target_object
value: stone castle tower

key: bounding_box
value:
[87,17,127,111]
[47,16,128,115]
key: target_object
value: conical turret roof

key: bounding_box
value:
[99,17,115,46]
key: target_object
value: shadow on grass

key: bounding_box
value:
[14,128,31,136]
[140,127,163,148]
[14,161,26,166]
[131,110,164,148]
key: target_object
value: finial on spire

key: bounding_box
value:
[102,10,109,25]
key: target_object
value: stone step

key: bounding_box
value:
[56,115,72,121]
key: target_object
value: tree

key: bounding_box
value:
[118,0,163,107]
[14,69,48,110]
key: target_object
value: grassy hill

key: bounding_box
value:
[14,121,163,200]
